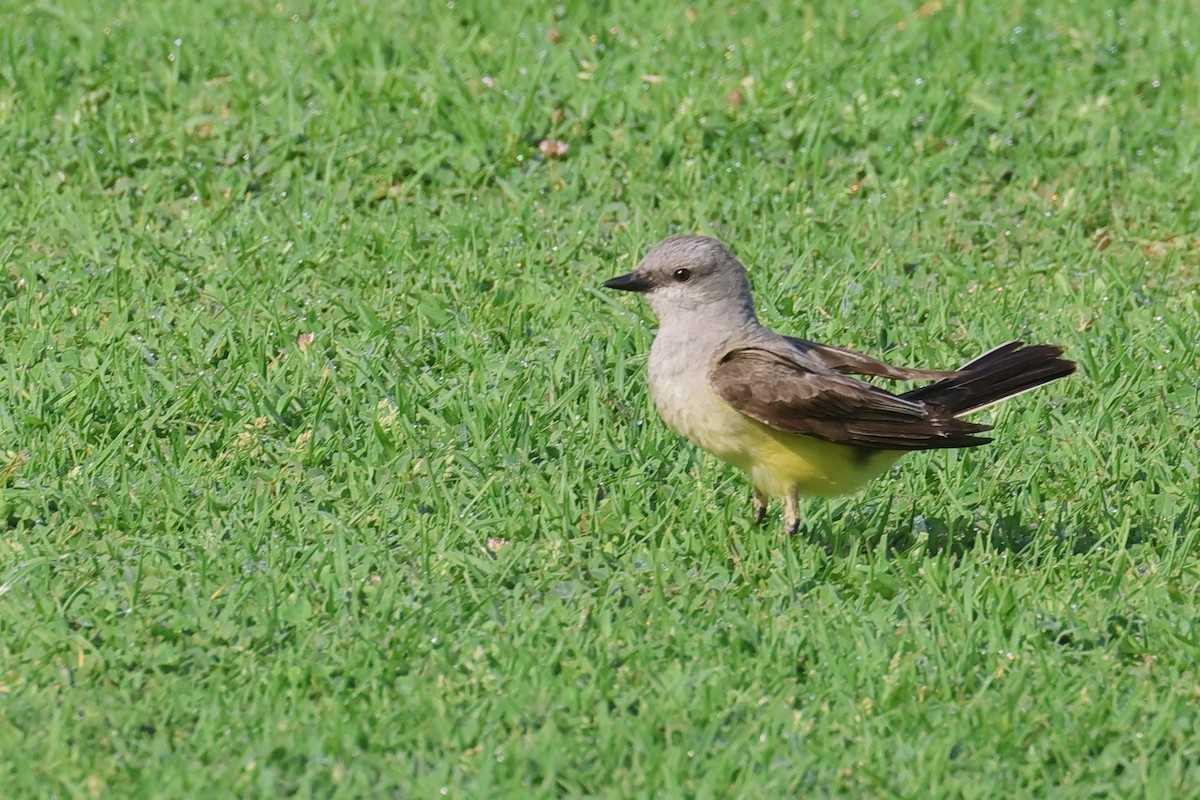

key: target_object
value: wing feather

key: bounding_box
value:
[710,345,992,451]
[783,336,960,381]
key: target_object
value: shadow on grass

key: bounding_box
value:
[814,498,1192,562]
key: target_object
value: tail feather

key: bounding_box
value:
[903,340,1076,417]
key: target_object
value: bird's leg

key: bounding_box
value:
[752,489,768,525]
[784,489,801,535]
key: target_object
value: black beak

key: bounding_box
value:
[603,272,653,292]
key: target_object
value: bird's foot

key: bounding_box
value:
[752,490,768,525]
[784,491,801,536]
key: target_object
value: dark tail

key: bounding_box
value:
[902,341,1076,417]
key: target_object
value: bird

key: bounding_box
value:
[603,234,1076,534]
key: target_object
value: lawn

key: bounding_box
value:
[2,0,1199,796]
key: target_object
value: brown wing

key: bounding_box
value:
[784,336,959,381]
[710,346,993,450]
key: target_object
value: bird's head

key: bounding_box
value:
[603,235,757,322]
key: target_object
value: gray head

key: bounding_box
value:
[603,235,758,323]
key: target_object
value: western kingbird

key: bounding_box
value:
[604,234,1076,534]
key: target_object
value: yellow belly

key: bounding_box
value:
[660,389,902,499]
[734,422,902,499]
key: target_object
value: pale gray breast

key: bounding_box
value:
[647,329,743,445]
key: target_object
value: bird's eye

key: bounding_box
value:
[673,268,692,282]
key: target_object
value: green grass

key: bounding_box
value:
[2,0,1199,796]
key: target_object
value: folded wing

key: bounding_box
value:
[710,345,993,451]
[784,336,960,381]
